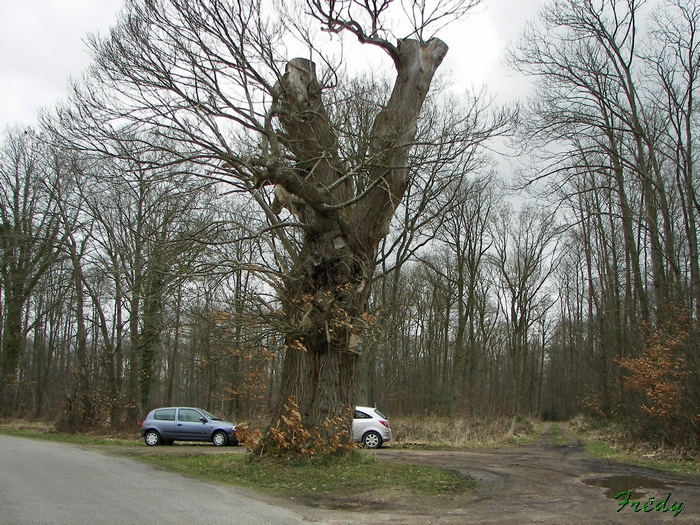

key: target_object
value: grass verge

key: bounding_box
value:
[136,450,474,496]
[583,438,700,477]
[569,415,700,478]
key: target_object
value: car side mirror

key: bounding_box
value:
[200,417,208,423]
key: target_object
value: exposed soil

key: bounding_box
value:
[285,424,700,524]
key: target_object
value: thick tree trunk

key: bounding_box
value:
[138,263,166,413]
[126,291,141,423]
[71,260,92,429]
[265,39,448,453]
[0,292,24,410]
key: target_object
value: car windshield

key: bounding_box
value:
[199,409,220,420]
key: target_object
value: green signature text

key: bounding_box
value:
[615,491,683,517]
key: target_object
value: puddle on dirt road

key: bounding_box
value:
[583,475,670,500]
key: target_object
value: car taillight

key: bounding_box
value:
[379,420,389,428]
[141,420,146,429]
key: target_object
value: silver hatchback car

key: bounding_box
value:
[353,406,392,448]
[140,407,238,446]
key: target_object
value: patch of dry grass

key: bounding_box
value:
[0,418,141,444]
[0,419,53,432]
[389,414,540,448]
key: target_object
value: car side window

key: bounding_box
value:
[154,409,175,421]
[178,409,202,422]
[354,410,371,419]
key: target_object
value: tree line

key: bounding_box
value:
[0,0,698,449]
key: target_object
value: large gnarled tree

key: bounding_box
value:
[51,0,480,450]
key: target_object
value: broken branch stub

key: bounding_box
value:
[356,37,449,252]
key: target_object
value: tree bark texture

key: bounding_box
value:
[267,38,448,451]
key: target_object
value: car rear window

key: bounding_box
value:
[154,409,175,421]
[373,409,387,419]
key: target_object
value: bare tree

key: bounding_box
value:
[49,0,482,451]
[507,0,673,327]
[647,0,700,320]
[507,0,700,429]
[436,175,498,416]
[0,128,62,411]
[490,203,560,415]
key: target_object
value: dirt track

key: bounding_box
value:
[291,424,700,524]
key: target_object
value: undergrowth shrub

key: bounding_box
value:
[615,309,700,448]
[242,399,356,459]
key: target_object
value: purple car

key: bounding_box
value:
[140,407,238,447]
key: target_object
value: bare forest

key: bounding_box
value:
[1,0,699,451]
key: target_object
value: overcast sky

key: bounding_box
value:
[0,0,545,128]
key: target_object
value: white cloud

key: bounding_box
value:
[441,0,545,101]
[0,0,545,127]
[441,11,500,88]
[0,0,122,126]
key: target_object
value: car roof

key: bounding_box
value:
[355,406,380,413]
[149,406,203,412]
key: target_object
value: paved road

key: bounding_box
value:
[0,434,323,525]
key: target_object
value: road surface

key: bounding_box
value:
[0,434,324,525]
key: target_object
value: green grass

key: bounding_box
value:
[514,421,544,445]
[584,438,700,478]
[567,416,700,478]
[136,450,474,496]
[549,423,570,446]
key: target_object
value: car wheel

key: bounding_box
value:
[212,430,228,447]
[363,431,382,449]
[144,430,160,446]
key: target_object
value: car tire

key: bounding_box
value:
[144,430,161,446]
[363,431,382,449]
[212,430,228,447]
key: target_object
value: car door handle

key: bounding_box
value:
[177,424,183,426]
